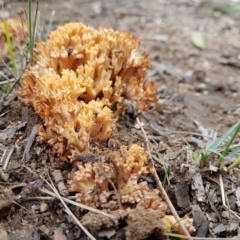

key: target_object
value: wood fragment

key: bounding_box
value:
[52,169,69,197]
[44,170,97,240]
[75,152,102,163]
[0,145,14,170]
[21,125,37,162]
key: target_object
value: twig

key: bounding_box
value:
[219,174,240,220]
[0,145,15,170]
[40,188,117,224]
[21,125,38,162]
[0,56,17,82]
[52,169,69,197]
[98,165,122,211]
[136,117,193,240]
[5,77,22,96]
[43,169,96,240]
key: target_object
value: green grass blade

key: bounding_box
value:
[28,0,32,63]
[217,122,240,165]
[226,147,240,158]
[208,121,240,152]
[163,232,185,238]
[207,148,224,157]
[185,140,196,160]
[200,151,207,168]
[45,10,55,39]
[28,0,38,65]
[1,83,10,93]
[227,157,240,171]
[3,19,17,75]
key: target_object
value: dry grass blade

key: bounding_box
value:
[40,188,117,224]
[219,174,240,220]
[136,117,193,240]
[0,145,14,169]
[97,165,122,211]
[23,165,117,223]
[42,169,96,240]
[192,238,238,240]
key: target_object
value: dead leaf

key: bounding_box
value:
[192,172,206,202]
[98,228,116,238]
[191,32,205,49]
[175,182,190,208]
[54,228,67,240]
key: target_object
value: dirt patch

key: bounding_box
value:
[1,0,240,239]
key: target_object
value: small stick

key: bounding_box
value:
[98,165,122,211]
[52,169,69,197]
[0,145,15,170]
[136,117,192,240]
[40,188,117,224]
[21,125,38,162]
[43,169,96,240]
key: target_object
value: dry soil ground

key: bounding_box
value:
[1,0,240,239]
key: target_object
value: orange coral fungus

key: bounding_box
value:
[18,23,158,158]
[0,18,28,61]
[68,144,167,216]
[162,215,195,234]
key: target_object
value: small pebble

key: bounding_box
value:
[209,222,213,229]
[0,172,9,182]
[31,204,39,212]
[60,223,68,230]
[195,83,207,92]
[221,210,230,219]
[40,202,48,213]
[0,224,9,240]
[39,224,50,235]
[229,83,239,93]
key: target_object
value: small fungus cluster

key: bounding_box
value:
[68,144,195,235]
[18,22,157,159]
[68,144,168,215]
[18,22,194,236]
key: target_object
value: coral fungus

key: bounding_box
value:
[68,144,194,235]
[68,144,167,215]
[18,22,158,158]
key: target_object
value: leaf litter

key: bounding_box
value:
[0,0,240,239]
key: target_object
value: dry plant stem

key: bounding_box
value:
[0,56,18,81]
[1,145,14,170]
[43,170,96,240]
[40,188,117,224]
[219,174,240,220]
[23,165,116,223]
[5,77,22,96]
[219,174,225,206]
[23,166,118,221]
[147,128,215,139]
[136,117,193,240]
[21,125,37,162]
[13,200,35,214]
[23,166,97,239]
[98,166,122,211]
[191,238,240,240]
